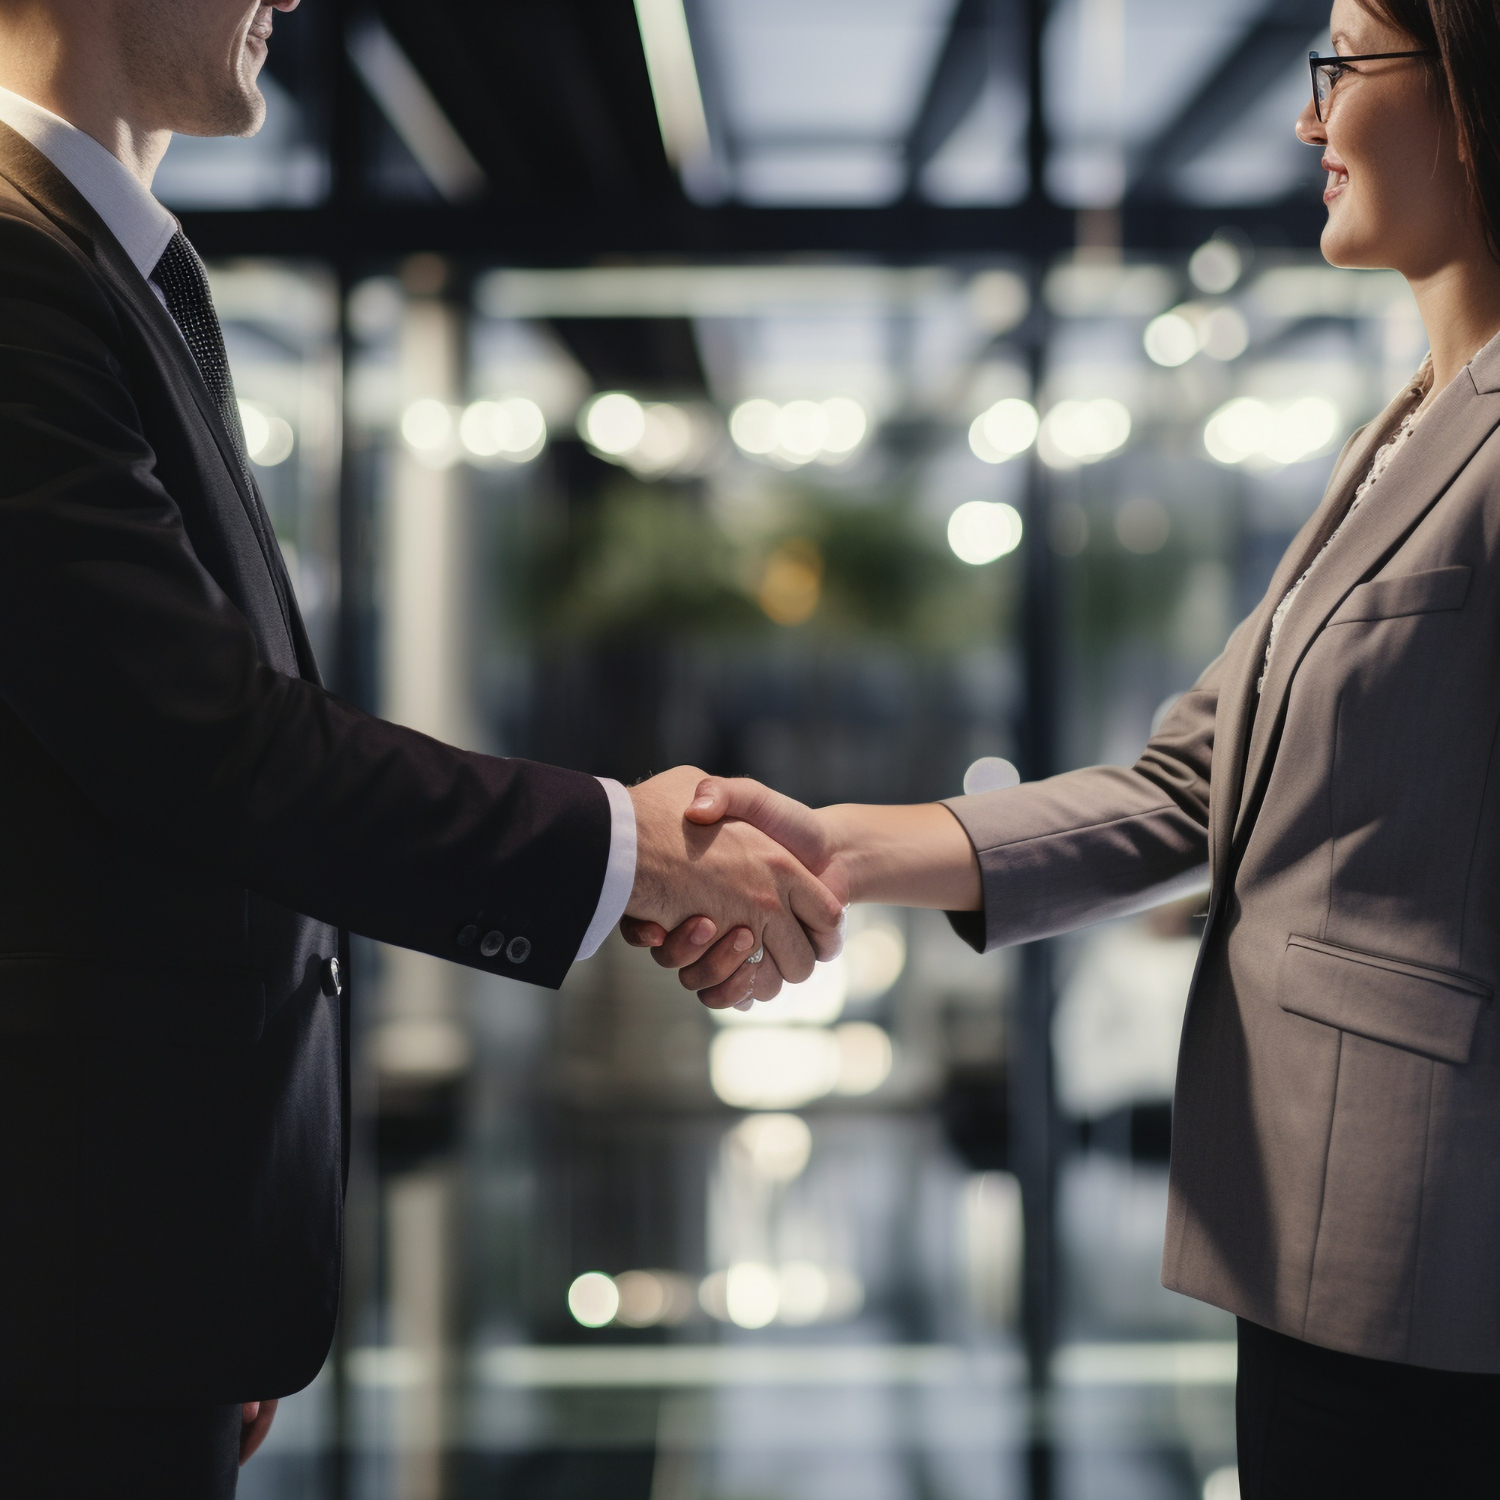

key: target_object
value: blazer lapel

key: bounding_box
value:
[1205,382,1422,887]
[1231,355,1500,852]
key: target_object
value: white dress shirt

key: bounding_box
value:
[0,83,637,962]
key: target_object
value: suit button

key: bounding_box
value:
[480,931,505,958]
[506,937,531,965]
[456,924,479,948]
[321,957,343,997]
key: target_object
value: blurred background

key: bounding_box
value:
[174,2,1426,1497]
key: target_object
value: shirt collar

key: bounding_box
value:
[0,84,177,280]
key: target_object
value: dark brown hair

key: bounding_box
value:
[1362,0,1500,258]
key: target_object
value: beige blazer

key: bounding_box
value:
[945,339,1500,1372]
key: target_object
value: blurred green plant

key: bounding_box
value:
[517,477,1011,648]
[520,483,762,640]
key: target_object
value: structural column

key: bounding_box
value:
[376,256,477,1500]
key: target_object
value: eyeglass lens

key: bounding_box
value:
[1310,54,1332,118]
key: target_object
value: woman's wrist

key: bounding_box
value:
[814,804,869,903]
[815,802,981,910]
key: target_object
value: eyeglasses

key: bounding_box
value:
[1308,49,1438,122]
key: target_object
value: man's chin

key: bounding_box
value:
[176,85,266,139]
[234,93,269,139]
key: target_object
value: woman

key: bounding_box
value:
[627,0,1500,1489]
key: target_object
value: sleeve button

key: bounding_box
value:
[480,931,505,958]
[456,924,479,948]
[506,937,531,965]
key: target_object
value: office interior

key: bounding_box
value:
[176,2,1421,1496]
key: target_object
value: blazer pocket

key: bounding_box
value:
[1327,565,1471,625]
[1278,935,1490,1065]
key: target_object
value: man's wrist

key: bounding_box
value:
[576,778,638,961]
[625,781,669,921]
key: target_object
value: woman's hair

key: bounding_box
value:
[1363,0,1500,259]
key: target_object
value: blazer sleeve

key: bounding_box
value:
[941,615,1253,953]
[0,208,610,989]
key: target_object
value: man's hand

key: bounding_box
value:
[625,769,845,1006]
[624,776,846,1008]
[240,1400,278,1466]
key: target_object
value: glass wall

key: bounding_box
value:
[220,250,1423,1500]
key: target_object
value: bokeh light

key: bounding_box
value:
[1114,495,1171,554]
[757,538,824,626]
[459,397,546,462]
[724,1262,780,1329]
[710,1028,841,1109]
[833,1022,894,1096]
[730,1113,813,1182]
[400,397,455,462]
[581,392,648,455]
[1143,310,1198,367]
[948,500,1024,565]
[238,402,295,467]
[1204,396,1339,467]
[730,397,871,466]
[567,1271,620,1328]
[1038,399,1131,468]
[1188,237,1244,294]
[969,398,1039,463]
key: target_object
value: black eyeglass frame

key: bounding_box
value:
[1308,49,1439,122]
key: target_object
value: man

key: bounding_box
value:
[0,0,840,1490]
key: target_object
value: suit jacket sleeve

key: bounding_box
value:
[941,615,1253,953]
[0,208,610,989]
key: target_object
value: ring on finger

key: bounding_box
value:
[746,946,765,964]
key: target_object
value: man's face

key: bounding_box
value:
[119,0,297,138]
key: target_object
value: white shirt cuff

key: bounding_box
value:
[574,778,638,961]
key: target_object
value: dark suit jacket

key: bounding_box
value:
[0,124,611,1402]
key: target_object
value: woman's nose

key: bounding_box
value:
[1295,95,1326,145]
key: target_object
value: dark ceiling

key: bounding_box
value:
[200,0,1329,269]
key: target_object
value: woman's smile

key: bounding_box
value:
[1323,147,1350,204]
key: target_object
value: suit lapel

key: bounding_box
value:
[1205,382,1424,886]
[1230,355,1500,853]
[0,124,309,674]
[94,255,305,658]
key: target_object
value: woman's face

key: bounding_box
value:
[1296,0,1474,277]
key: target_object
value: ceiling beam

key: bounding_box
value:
[1128,0,1327,199]
[904,0,1009,195]
[177,197,1322,264]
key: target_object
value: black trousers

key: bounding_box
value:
[1237,1317,1500,1497]
[0,1401,240,1498]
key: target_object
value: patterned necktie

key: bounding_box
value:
[152,230,253,487]
[151,230,299,644]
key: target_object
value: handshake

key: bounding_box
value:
[619,766,983,1009]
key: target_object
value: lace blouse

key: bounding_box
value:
[1257,367,1434,693]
